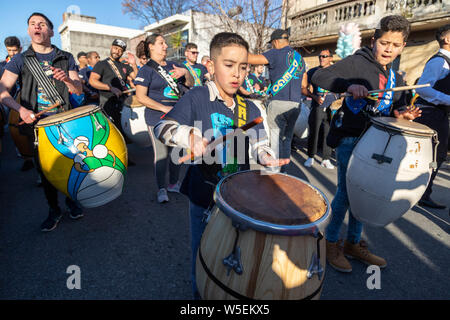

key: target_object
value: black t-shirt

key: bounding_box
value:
[92,58,133,103]
[307,66,338,109]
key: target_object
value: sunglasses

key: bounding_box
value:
[319,55,332,58]
[189,51,200,55]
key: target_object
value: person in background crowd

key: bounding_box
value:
[77,51,88,71]
[415,24,450,210]
[89,39,137,138]
[134,34,193,203]
[248,29,306,172]
[79,51,100,104]
[183,43,208,87]
[302,49,337,170]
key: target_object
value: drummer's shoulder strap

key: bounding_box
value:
[234,95,249,128]
[106,58,127,90]
[146,59,181,97]
[23,55,65,108]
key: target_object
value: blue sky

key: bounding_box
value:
[0,0,144,58]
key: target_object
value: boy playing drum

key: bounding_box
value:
[154,32,288,299]
[311,15,422,273]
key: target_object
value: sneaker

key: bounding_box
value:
[41,207,63,232]
[304,157,315,167]
[344,240,387,268]
[157,188,169,203]
[321,159,335,170]
[167,182,181,193]
[65,198,84,220]
[326,240,352,272]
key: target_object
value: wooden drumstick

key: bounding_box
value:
[122,88,136,94]
[178,116,264,164]
[342,84,431,97]
[19,103,61,125]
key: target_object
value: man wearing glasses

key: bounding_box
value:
[183,43,208,87]
[302,49,338,169]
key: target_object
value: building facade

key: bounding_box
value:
[138,10,273,63]
[284,0,449,84]
[58,12,144,62]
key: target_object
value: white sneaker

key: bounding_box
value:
[304,158,315,167]
[167,182,181,193]
[157,188,169,203]
[321,159,335,169]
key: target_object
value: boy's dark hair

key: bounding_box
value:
[210,32,249,59]
[27,12,54,30]
[185,43,198,52]
[436,24,450,47]
[4,36,21,48]
[373,15,410,42]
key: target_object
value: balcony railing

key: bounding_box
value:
[290,0,447,46]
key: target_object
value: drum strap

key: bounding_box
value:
[198,234,325,301]
[106,58,128,90]
[23,56,65,108]
[147,59,181,97]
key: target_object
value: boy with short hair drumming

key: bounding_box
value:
[311,15,422,273]
[154,32,288,298]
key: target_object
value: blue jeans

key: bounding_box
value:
[325,137,363,244]
[189,202,208,300]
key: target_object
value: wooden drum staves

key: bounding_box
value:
[346,117,437,227]
[196,170,330,300]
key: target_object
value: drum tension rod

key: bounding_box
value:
[223,226,243,276]
[372,129,395,165]
[307,232,324,281]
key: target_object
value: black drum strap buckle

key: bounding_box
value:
[223,227,243,276]
[372,129,395,164]
[307,233,324,280]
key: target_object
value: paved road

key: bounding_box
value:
[0,131,448,300]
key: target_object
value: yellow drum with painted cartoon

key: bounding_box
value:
[35,105,128,208]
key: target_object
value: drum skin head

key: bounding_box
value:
[36,105,101,127]
[219,171,327,225]
[371,117,435,137]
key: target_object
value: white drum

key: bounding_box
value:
[121,97,152,148]
[294,102,310,139]
[346,117,437,227]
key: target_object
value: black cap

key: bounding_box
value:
[112,39,127,51]
[77,51,87,59]
[269,29,289,43]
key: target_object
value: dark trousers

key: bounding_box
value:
[31,134,75,214]
[102,97,123,131]
[307,106,332,160]
[414,107,449,199]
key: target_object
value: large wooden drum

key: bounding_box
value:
[121,96,152,148]
[35,105,128,208]
[8,109,34,159]
[196,170,330,300]
[347,117,437,227]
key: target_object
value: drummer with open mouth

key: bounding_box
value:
[0,12,83,232]
[310,15,422,273]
